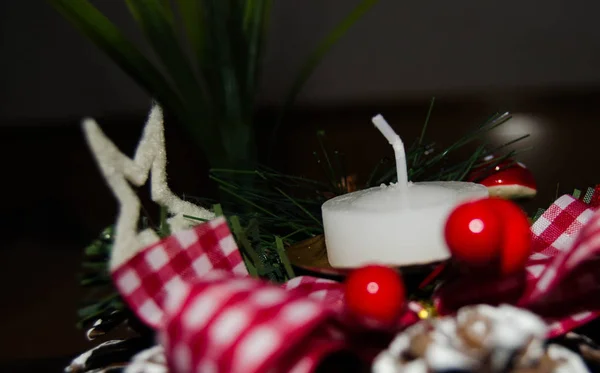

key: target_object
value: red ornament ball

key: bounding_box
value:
[344,265,406,325]
[444,198,531,275]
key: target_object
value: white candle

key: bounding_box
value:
[322,115,488,268]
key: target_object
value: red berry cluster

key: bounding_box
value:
[444,198,531,275]
[343,198,531,326]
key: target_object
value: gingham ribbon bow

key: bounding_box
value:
[111,217,422,373]
[435,195,600,337]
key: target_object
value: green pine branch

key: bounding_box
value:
[210,105,528,250]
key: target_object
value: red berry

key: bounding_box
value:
[444,199,503,266]
[344,265,406,325]
[486,198,532,275]
[444,198,532,275]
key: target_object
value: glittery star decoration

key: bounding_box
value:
[83,105,215,269]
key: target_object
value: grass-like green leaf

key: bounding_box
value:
[51,0,376,173]
[269,0,379,154]
[229,215,264,274]
[412,97,436,166]
[284,0,378,108]
[275,236,295,279]
[174,0,207,68]
[244,0,272,100]
[159,0,176,23]
[203,1,244,124]
[48,0,186,118]
[583,187,594,204]
[125,0,210,109]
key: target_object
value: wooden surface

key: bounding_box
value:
[1,93,600,361]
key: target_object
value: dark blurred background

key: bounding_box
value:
[2,0,600,366]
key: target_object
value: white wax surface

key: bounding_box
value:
[322,181,488,268]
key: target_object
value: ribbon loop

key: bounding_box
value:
[111,217,247,328]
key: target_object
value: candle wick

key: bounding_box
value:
[372,114,409,189]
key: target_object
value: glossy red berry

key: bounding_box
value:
[444,198,532,275]
[444,199,503,266]
[344,265,406,325]
[486,198,532,275]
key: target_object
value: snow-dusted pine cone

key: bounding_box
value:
[124,345,167,373]
[65,338,155,373]
[373,304,589,373]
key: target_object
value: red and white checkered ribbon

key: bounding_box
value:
[111,217,422,373]
[112,217,248,328]
[435,195,600,337]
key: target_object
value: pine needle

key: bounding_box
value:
[275,236,295,279]
[584,187,595,204]
[229,216,264,275]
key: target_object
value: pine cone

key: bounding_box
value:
[373,304,589,373]
[65,338,153,373]
[124,346,167,373]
